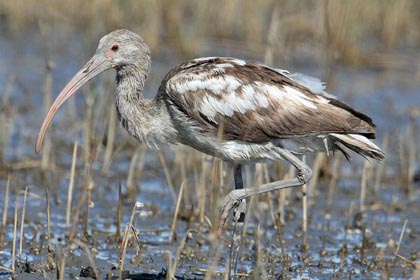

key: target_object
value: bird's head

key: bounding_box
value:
[35,29,151,153]
[96,29,151,72]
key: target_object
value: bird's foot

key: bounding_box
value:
[217,189,246,233]
[297,166,313,183]
[233,199,246,223]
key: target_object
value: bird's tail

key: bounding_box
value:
[330,133,385,161]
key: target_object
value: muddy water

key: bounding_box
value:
[0,30,419,279]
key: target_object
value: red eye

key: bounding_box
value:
[111,44,119,51]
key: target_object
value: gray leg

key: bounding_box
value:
[218,149,312,231]
[229,164,246,280]
[233,164,246,222]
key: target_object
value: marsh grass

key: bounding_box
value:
[18,187,28,263]
[1,0,419,67]
[0,174,10,245]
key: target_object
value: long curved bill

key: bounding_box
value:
[35,55,112,153]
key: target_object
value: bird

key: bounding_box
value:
[35,29,384,231]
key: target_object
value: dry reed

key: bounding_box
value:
[45,186,54,269]
[66,142,78,236]
[0,174,11,244]
[18,187,28,263]
[327,156,341,211]
[12,196,18,273]
[118,202,142,278]
[168,180,186,244]
[159,151,177,204]
[73,239,100,279]
[360,160,372,212]
[116,183,123,239]
[39,22,54,170]
[126,147,141,191]
[101,105,116,173]
[374,134,389,194]
[394,219,408,257]
[82,180,94,236]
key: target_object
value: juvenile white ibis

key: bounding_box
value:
[35,29,384,230]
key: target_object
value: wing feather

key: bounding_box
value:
[161,57,376,143]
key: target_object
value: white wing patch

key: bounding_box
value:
[282,86,318,109]
[194,80,319,121]
[171,74,242,94]
[196,82,270,121]
[255,82,318,109]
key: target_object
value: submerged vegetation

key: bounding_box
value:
[0,0,419,279]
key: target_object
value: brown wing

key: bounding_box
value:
[161,57,376,143]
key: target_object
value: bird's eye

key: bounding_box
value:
[111,45,119,51]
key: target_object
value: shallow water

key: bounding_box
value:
[0,29,419,279]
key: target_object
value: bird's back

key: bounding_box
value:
[157,57,383,161]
